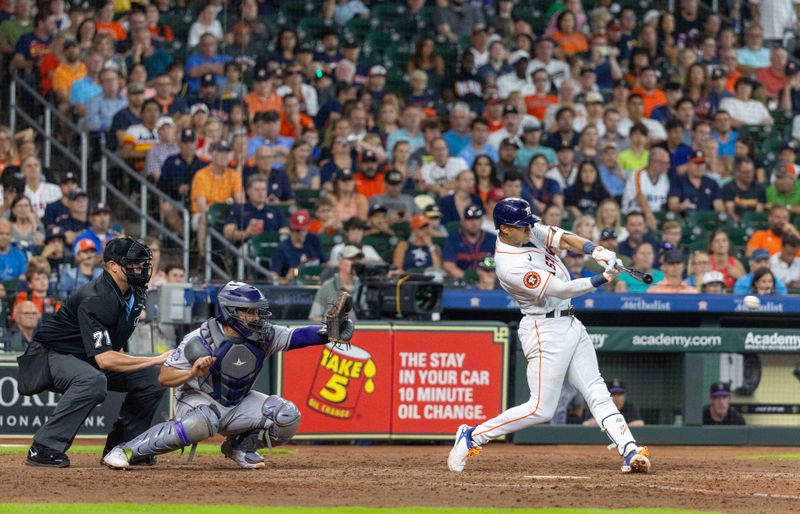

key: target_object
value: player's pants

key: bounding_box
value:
[471,315,636,454]
[33,351,166,454]
[174,389,276,436]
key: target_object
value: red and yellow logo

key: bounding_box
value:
[307,343,377,419]
[523,271,541,289]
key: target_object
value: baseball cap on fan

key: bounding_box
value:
[289,209,311,230]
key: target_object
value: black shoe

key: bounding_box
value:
[130,454,157,466]
[25,443,70,468]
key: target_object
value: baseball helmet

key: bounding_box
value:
[216,281,273,343]
[493,197,540,229]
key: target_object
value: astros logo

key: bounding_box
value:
[523,271,541,289]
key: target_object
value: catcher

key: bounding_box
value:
[102,281,354,470]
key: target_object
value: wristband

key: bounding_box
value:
[590,274,609,288]
[582,241,598,255]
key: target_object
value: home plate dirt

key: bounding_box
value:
[1,444,799,512]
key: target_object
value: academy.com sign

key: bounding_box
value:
[744,332,800,351]
[631,333,723,348]
[588,330,724,351]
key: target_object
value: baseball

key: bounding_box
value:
[743,295,761,310]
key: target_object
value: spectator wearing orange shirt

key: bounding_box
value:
[551,11,588,59]
[629,67,666,118]
[52,39,86,107]
[279,93,314,138]
[94,1,126,41]
[244,68,282,120]
[525,68,559,120]
[13,256,61,322]
[755,47,789,100]
[191,140,245,257]
[354,150,385,199]
[747,205,800,257]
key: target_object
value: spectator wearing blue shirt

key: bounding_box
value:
[618,211,661,266]
[649,82,683,123]
[707,67,734,114]
[43,172,79,228]
[10,11,54,75]
[314,27,342,65]
[515,120,556,168]
[223,174,288,245]
[733,249,790,294]
[442,102,472,157]
[0,219,27,281]
[659,119,694,180]
[711,110,738,159]
[440,170,484,225]
[184,33,231,93]
[386,105,425,159]
[58,238,102,299]
[243,146,295,204]
[476,40,512,84]
[597,142,627,199]
[69,52,104,117]
[667,150,725,216]
[522,154,563,214]
[85,67,128,134]
[443,205,496,280]
[54,189,90,241]
[458,118,497,167]
[246,110,292,168]
[270,209,327,280]
[72,202,118,254]
[329,0,370,26]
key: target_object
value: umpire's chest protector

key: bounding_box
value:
[194,320,266,407]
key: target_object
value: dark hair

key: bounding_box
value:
[629,122,648,137]
[556,10,576,32]
[34,11,52,27]
[575,161,607,200]
[665,118,683,132]
[751,267,775,294]
[624,211,645,224]
[470,118,489,129]
[502,170,523,184]
[8,195,32,223]
[164,264,185,276]
[676,97,695,110]
[471,155,499,188]
[142,98,161,112]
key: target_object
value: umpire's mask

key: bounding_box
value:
[104,237,153,289]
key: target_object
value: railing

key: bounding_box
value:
[9,73,88,189]
[204,225,273,282]
[99,144,191,273]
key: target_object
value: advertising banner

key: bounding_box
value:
[588,328,800,353]
[277,323,509,439]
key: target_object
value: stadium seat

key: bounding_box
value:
[463,269,479,284]
[319,233,342,254]
[391,220,411,240]
[296,264,324,285]
[723,226,749,248]
[373,3,406,24]
[686,211,731,232]
[445,220,461,234]
[208,203,231,229]
[249,232,281,260]
[344,16,376,41]
[741,211,769,233]
[297,16,332,41]
[294,188,320,210]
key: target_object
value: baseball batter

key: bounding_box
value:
[448,198,651,473]
[102,281,354,470]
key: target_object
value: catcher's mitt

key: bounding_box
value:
[323,291,354,348]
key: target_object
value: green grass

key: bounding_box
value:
[0,444,294,456]
[739,453,800,460]
[0,506,712,514]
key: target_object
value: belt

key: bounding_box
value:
[544,306,575,318]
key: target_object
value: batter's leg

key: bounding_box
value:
[448,317,575,472]
[566,322,651,473]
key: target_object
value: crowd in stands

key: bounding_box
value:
[1,0,800,339]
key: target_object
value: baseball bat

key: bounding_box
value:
[614,262,654,284]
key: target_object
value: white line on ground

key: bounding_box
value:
[524,475,591,480]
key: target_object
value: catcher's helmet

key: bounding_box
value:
[493,197,540,229]
[216,281,273,343]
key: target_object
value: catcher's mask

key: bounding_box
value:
[103,237,153,289]
[216,281,273,343]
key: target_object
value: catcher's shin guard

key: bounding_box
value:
[124,404,220,458]
[230,396,301,454]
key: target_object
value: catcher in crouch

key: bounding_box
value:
[102,281,354,470]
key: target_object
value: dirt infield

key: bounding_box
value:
[1,444,799,512]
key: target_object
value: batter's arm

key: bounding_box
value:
[543,268,620,300]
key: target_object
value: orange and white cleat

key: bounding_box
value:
[447,424,481,472]
[621,445,651,473]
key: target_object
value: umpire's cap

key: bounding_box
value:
[104,237,152,264]
[493,197,540,230]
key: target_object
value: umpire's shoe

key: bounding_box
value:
[26,442,70,468]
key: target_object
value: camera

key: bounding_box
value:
[352,263,443,320]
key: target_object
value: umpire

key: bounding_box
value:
[23,237,169,467]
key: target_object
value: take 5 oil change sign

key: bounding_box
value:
[277,323,508,439]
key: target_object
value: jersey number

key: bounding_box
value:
[93,330,111,349]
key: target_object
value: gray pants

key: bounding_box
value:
[34,351,166,454]
[175,389,272,436]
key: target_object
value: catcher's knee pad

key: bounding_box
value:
[263,395,301,446]
[125,404,220,458]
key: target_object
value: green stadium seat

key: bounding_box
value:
[363,234,393,255]
[373,3,406,24]
[297,16,332,41]
[686,211,731,232]
[741,211,769,233]
[463,269,479,284]
[344,16,376,40]
[249,232,281,260]
[296,264,324,285]
[723,226,749,248]
[294,188,320,210]
[207,203,231,228]
[445,220,461,234]
[391,220,411,240]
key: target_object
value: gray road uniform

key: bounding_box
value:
[122,317,301,461]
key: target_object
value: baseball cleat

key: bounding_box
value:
[621,446,651,474]
[221,439,265,469]
[25,443,70,468]
[447,424,481,472]
[102,446,131,470]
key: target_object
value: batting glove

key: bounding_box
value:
[592,247,618,272]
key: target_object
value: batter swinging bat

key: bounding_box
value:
[614,262,654,284]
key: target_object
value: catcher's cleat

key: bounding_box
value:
[621,445,651,474]
[221,439,265,469]
[447,424,481,472]
[102,446,131,470]
[130,454,157,466]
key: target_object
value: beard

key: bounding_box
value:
[770,223,784,236]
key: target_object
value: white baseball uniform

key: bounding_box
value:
[470,223,639,456]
